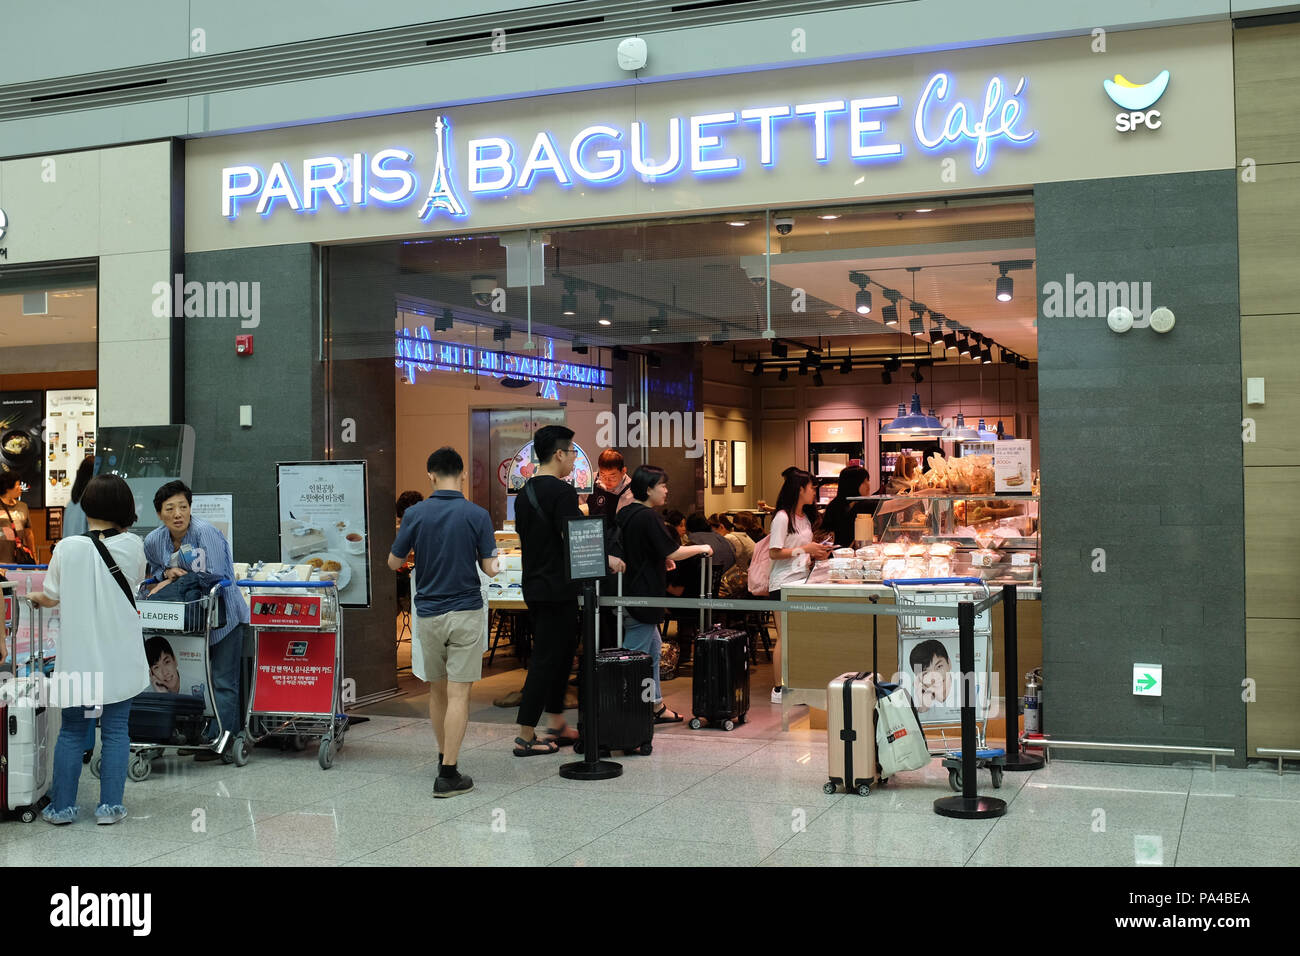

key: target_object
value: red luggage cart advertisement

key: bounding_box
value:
[253,631,337,715]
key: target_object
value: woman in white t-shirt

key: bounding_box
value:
[27,475,150,827]
[766,470,831,703]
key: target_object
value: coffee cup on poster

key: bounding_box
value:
[345,531,365,554]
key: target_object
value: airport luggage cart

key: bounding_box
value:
[0,565,54,678]
[111,580,237,781]
[239,580,347,770]
[886,577,996,765]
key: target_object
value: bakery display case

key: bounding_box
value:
[846,493,1041,586]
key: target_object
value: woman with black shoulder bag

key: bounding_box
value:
[26,475,150,826]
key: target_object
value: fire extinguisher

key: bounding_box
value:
[1023,668,1043,734]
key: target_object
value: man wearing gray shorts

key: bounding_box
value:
[389,447,499,797]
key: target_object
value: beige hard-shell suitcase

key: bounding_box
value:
[826,671,881,796]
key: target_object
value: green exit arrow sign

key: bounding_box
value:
[1133,664,1162,697]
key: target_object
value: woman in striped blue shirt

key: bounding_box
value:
[143,480,250,760]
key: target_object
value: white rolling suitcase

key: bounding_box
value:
[1,594,56,822]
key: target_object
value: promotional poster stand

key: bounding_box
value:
[239,579,348,770]
[112,581,239,782]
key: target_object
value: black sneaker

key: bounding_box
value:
[433,771,474,798]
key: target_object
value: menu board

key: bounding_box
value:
[994,440,1033,493]
[276,461,370,607]
[0,390,46,509]
[565,516,607,582]
[44,389,96,507]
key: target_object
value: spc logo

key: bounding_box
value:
[1104,70,1170,133]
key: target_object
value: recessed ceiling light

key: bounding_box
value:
[597,317,612,327]
[914,208,933,213]
[727,221,748,227]
[817,214,841,220]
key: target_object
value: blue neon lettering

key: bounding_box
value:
[396,328,610,388]
[569,125,625,183]
[630,120,683,178]
[914,73,1034,172]
[368,149,417,203]
[256,162,302,216]
[849,97,903,159]
[689,112,741,173]
[468,138,515,192]
[794,100,847,162]
[221,165,262,219]
[739,106,792,166]
[518,131,573,190]
[301,156,348,212]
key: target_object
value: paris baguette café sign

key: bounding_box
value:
[218,71,1036,225]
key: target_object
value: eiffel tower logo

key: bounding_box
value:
[418,115,468,221]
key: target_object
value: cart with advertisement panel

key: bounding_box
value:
[108,580,236,781]
[240,579,347,770]
[887,576,1005,791]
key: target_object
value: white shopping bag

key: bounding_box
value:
[875,686,931,775]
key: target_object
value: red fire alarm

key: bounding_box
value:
[236,334,253,356]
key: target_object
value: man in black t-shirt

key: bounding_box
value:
[512,425,624,756]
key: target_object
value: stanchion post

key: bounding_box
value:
[559,578,621,780]
[934,597,1007,819]
[1000,582,1042,772]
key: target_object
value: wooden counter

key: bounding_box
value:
[778,582,1042,730]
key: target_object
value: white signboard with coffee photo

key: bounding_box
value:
[994,440,1033,494]
[276,461,371,607]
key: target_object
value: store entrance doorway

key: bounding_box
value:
[469,407,565,530]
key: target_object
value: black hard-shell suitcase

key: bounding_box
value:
[575,648,655,756]
[689,626,750,730]
[128,692,207,745]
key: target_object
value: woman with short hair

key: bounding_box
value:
[26,475,150,826]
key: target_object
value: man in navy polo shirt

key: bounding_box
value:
[389,446,499,798]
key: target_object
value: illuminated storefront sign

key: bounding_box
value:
[395,327,611,395]
[222,72,1035,222]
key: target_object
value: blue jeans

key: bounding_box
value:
[620,610,664,702]
[50,699,131,812]
[209,625,245,742]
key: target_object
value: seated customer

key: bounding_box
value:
[615,466,713,724]
[686,513,734,574]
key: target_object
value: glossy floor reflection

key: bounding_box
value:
[4,713,1299,867]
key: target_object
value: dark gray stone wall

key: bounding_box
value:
[1035,170,1245,764]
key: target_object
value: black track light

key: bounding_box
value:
[943,332,958,352]
[928,312,945,345]
[884,357,901,373]
[493,322,512,342]
[597,299,614,326]
[560,280,578,316]
[571,335,588,354]
[1017,358,1030,370]
[981,347,993,365]
[881,370,892,385]
[752,361,764,377]
[911,365,924,383]
[648,309,667,334]
[958,335,974,358]
[881,290,900,327]
[771,341,788,359]
[778,367,789,382]
[612,346,629,361]
[813,371,825,387]
[797,362,809,376]
[996,266,1013,302]
[850,271,872,315]
[805,349,822,369]
[840,356,852,374]
[434,308,454,332]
